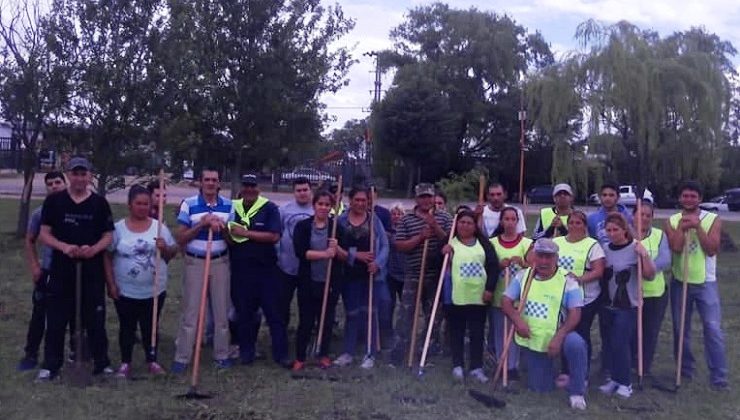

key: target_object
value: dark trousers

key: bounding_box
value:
[564,298,601,374]
[232,263,288,363]
[23,271,50,360]
[114,292,166,363]
[391,274,443,363]
[279,271,300,330]
[631,288,668,375]
[295,278,339,361]
[385,275,404,340]
[447,304,487,370]
[42,264,110,373]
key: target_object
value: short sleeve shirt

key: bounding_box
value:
[230,200,281,265]
[504,269,584,322]
[177,194,234,257]
[395,208,453,281]
[28,206,53,270]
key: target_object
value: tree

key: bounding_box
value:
[48,0,164,196]
[0,1,71,237]
[157,0,355,195]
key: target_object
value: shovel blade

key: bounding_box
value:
[176,386,213,400]
[468,389,506,409]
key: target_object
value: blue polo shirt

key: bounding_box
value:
[177,193,234,257]
[229,199,281,266]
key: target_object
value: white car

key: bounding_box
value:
[281,167,335,183]
[700,196,728,212]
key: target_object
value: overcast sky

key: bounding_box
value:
[320,0,740,132]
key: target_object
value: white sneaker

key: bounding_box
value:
[452,366,464,381]
[599,379,619,395]
[569,395,587,410]
[360,356,375,369]
[470,368,489,383]
[333,353,353,367]
[615,384,633,399]
[35,369,53,382]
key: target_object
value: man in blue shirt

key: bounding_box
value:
[172,167,235,372]
[17,172,67,371]
[228,174,289,367]
[587,183,633,245]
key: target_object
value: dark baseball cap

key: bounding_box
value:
[66,156,92,171]
[241,174,258,185]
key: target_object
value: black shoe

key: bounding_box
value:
[278,359,294,369]
[507,369,520,381]
[17,356,38,371]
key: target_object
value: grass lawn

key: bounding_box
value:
[0,200,738,419]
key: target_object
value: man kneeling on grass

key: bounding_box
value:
[501,238,588,410]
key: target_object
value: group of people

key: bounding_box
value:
[18,157,729,411]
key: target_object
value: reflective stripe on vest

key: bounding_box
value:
[228,196,269,243]
[669,211,717,284]
[641,228,666,297]
[515,267,567,353]
[330,201,345,216]
[450,237,487,306]
[540,208,569,231]
[490,236,532,307]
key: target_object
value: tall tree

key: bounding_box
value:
[0,1,71,237]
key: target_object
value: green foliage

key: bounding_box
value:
[435,167,487,209]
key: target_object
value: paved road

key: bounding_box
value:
[2,173,739,221]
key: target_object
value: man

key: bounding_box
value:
[172,167,234,372]
[665,180,728,390]
[146,180,167,220]
[476,182,526,237]
[390,183,452,365]
[277,177,314,329]
[17,172,67,371]
[228,174,289,367]
[37,157,115,381]
[587,183,633,245]
[533,183,574,240]
[501,238,588,410]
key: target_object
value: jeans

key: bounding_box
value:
[278,271,300,330]
[601,306,637,386]
[523,332,587,396]
[670,280,728,386]
[488,307,519,371]
[569,298,601,375]
[23,271,50,360]
[114,293,166,363]
[341,279,380,357]
[447,305,486,370]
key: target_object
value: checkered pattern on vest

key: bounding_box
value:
[460,262,484,278]
[558,255,575,271]
[524,300,549,319]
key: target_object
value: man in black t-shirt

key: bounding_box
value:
[36,157,115,381]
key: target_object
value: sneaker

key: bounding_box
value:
[115,363,131,379]
[569,395,587,410]
[292,360,305,372]
[470,368,489,384]
[599,379,619,395]
[93,365,114,375]
[67,351,76,364]
[556,374,570,388]
[215,358,234,369]
[333,353,353,367]
[318,356,332,369]
[615,384,632,399]
[228,345,240,359]
[360,356,375,369]
[35,369,57,382]
[711,382,730,392]
[17,357,38,371]
[170,361,188,374]
[452,366,464,381]
[148,362,166,375]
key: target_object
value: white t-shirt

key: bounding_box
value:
[582,243,605,305]
[483,204,526,237]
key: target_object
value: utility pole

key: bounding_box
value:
[518,89,527,204]
[363,51,382,181]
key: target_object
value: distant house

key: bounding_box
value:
[0,120,47,171]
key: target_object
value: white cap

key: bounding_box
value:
[553,183,573,196]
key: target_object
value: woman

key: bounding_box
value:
[385,202,406,342]
[489,207,531,380]
[292,190,348,371]
[105,185,178,378]
[434,191,448,213]
[633,199,671,376]
[598,213,656,398]
[334,187,389,369]
[552,210,605,383]
[442,210,499,383]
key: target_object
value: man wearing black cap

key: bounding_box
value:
[228,174,289,367]
[389,183,452,365]
[36,157,115,380]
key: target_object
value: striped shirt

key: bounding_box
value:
[396,208,453,281]
[177,193,234,257]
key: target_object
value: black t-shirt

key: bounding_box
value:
[230,200,281,266]
[41,190,114,272]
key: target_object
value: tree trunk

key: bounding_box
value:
[230,149,243,199]
[15,157,35,239]
[405,161,416,198]
[97,171,109,198]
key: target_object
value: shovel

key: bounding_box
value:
[68,261,92,388]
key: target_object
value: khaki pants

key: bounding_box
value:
[174,255,231,363]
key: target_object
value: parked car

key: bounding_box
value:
[616,185,653,207]
[699,195,729,212]
[725,188,740,212]
[281,167,335,183]
[527,185,553,204]
[588,193,601,206]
